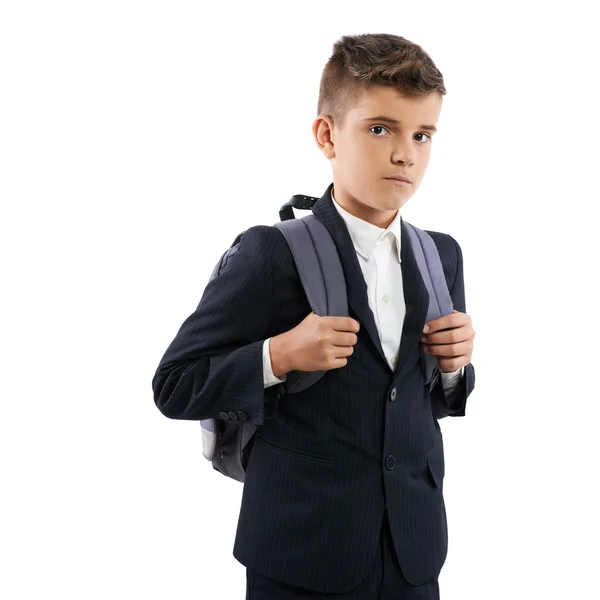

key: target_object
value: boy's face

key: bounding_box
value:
[313,85,442,229]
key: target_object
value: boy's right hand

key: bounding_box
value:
[270,312,360,377]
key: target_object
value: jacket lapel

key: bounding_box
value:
[312,185,386,367]
[394,217,430,380]
[312,184,430,379]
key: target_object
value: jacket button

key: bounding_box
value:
[385,455,396,470]
[237,411,247,421]
[228,411,238,420]
[218,411,229,420]
[390,387,397,401]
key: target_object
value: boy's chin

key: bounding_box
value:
[377,197,409,211]
[377,192,411,210]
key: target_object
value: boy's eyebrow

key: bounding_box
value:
[361,115,438,132]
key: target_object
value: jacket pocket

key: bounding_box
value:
[426,455,444,489]
[255,435,336,466]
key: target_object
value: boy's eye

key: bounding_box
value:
[370,126,389,136]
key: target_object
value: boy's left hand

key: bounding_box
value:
[421,310,475,373]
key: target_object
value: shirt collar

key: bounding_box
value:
[331,188,402,262]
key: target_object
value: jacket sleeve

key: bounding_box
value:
[431,233,476,419]
[151,225,279,426]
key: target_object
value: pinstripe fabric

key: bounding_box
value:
[152,183,476,594]
[246,508,440,599]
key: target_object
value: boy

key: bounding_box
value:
[152,33,476,600]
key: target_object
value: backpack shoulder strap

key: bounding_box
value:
[403,221,454,389]
[273,215,348,393]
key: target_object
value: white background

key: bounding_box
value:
[1,1,599,598]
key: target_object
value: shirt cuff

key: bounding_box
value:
[263,338,287,389]
[440,365,464,391]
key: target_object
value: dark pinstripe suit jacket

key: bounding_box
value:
[152,182,476,594]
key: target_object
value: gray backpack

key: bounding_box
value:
[200,195,454,482]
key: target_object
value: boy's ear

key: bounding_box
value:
[312,116,335,159]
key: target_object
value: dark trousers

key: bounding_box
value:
[245,509,440,599]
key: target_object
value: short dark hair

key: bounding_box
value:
[317,33,447,127]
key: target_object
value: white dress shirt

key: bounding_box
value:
[262,190,464,393]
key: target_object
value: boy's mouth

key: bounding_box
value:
[385,176,412,186]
